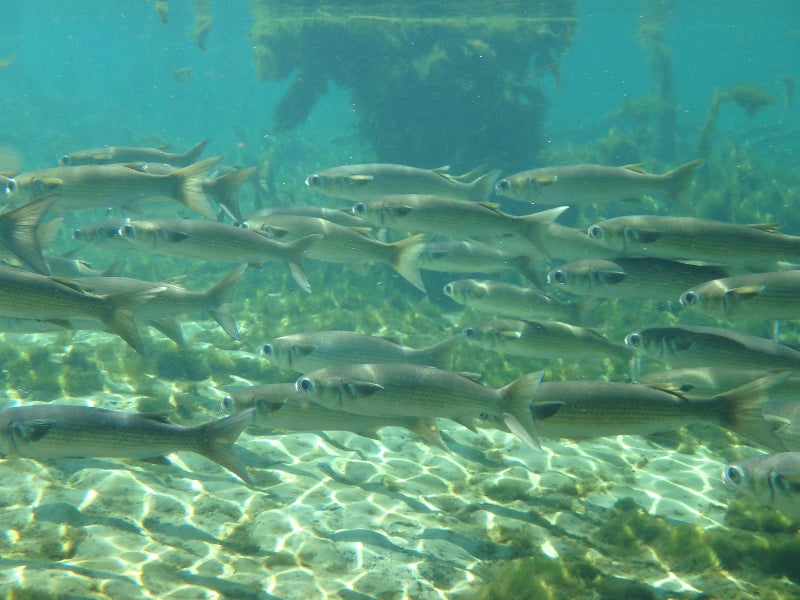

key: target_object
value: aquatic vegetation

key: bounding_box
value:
[247,1,577,170]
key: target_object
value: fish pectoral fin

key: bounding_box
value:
[292,343,317,358]
[622,163,646,173]
[456,371,483,383]
[500,330,523,340]
[529,401,566,420]
[748,222,782,233]
[725,285,766,301]
[534,175,558,186]
[160,229,190,243]
[347,175,373,185]
[387,206,412,217]
[12,419,57,442]
[138,412,172,424]
[342,381,384,397]
[627,228,662,244]
[596,271,628,285]
[775,473,800,493]
[140,456,172,466]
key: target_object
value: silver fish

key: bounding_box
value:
[679,270,800,320]
[495,160,702,209]
[59,139,209,167]
[0,404,254,483]
[723,452,800,521]
[463,318,631,363]
[306,163,500,202]
[638,367,800,403]
[548,258,729,300]
[262,330,463,372]
[295,363,544,450]
[625,325,800,372]
[529,373,788,450]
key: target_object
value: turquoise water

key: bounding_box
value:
[1,2,799,599]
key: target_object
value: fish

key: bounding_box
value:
[72,218,139,250]
[0,195,59,274]
[679,270,800,320]
[0,404,253,483]
[586,214,800,268]
[529,373,788,450]
[221,383,446,449]
[126,162,255,223]
[444,278,592,323]
[262,330,463,372]
[245,205,373,229]
[723,452,800,521]
[115,218,321,293]
[417,240,536,281]
[8,156,221,219]
[548,258,729,300]
[295,363,544,450]
[243,213,427,292]
[625,325,800,372]
[463,319,632,363]
[638,367,800,404]
[350,194,567,251]
[74,264,246,342]
[59,139,210,167]
[1,175,14,195]
[44,252,125,279]
[305,163,500,202]
[0,264,163,353]
[495,160,703,209]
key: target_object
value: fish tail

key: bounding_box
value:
[205,263,247,339]
[171,155,221,220]
[195,407,254,484]
[423,333,464,369]
[519,206,570,256]
[664,159,703,213]
[35,216,63,249]
[467,169,502,201]
[100,286,166,354]
[718,371,790,451]
[0,195,59,275]
[498,370,545,450]
[180,138,210,165]
[281,234,323,293]
[208,166,255,223]
[388,233,427,292]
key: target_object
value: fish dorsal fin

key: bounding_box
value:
[157,144,170,151]
[748,222,782,233]
[12,419,57,442]
[622,163,646,173]
[347,175,373,185]
[161,275,187,285]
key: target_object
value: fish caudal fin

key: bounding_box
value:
[281,234,323,293]
[388,233,427,292]
[498,370,545,450]
[101,286,166,354]
[205,263,246,339]
[718,371,791,451]
[196,407,254,484]
[208,166,255,223]
[0,195,59,274]
[171,156,221,220]
[664,159,703,213]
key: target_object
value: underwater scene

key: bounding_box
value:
[1,1,799,598]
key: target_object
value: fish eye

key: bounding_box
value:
[352,202,366,215]
[443,283,454,295]
[60,156,70,166]
[495,180,510,192]
[296,377,314,393]
[462,327,475,338]
[6,179,17,194]
[121,224,135,237]
[548,269,567,285]
[625,333,642,348]
[221,396,234,413]
[724,466,744,485]
[72,228,83,240]
[587,225,603,240]
[306,175,321,187]
[261,344,273,357]
[680,291,698,306]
